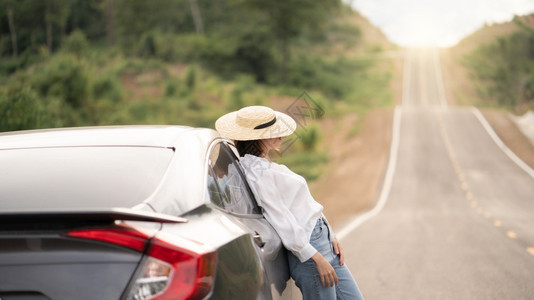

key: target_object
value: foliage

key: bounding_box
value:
[185,65,197,91]
[242,0,341,80]
[0,85,63,130]
[233,28,275,83]
[62,29,89,57]
[0,86,41,131]
[92,71,123,103]
[278,150,329,181]
[31,54,90,108]
[287,55,370,99]
[114,0,192,50]
[0,1,395,180]
[464,17,534,112]
[298,125,321,151]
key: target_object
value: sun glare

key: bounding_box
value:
[396,14,444,47]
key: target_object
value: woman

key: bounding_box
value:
[215,106,364,300]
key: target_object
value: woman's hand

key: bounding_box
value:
[332,239,345,266]
[311,252,338,287]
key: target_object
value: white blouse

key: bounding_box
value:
[240,154,335,262]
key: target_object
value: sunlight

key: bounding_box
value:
[394,13,447,47]
[350,0,534,48]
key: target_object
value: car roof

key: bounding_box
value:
[0,125,225,215]
[0,125,221,150]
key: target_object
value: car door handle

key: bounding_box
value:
[253,232,266,248]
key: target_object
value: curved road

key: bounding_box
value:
[341,48,534,299]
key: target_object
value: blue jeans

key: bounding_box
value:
[288,218,364,300]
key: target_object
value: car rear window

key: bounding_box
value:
[0,147,174,211]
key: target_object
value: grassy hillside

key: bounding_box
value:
[0,2,395,180]
[442,14,534,113]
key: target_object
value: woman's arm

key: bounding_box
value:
[311,252,339,287]
[311,239,347,287]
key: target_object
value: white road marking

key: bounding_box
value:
[337,106,402,240]
[471,108,534,180]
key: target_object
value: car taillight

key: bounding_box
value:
[129,232,217,300]
[66,225,217,300]
[67,226,149,252]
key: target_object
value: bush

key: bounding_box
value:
[328,22,362,48]
[278,150,328,181]
[135,33,158,58]
[227,75,255,109]
[182,65,196,93]
[195,36,237,75]
[119,59,166,76]
[464,21,534,110]
[93,71,123,103]
[0,58,21,76]
[298,125,321,151]
[63,30,89,57]
[287,55,365,99]
[234,30,275,83]
[0,50,45,76]
[0,86,62,132]
[0,87,39,131]
[172,34,210,61]
[164,80,178,97]
[32,54,90,108]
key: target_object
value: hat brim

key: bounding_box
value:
[215,111,297,141]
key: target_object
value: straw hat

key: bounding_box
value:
[215,106,297,141]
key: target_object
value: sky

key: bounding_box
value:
[349,0,534,47]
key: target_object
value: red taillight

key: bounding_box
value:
[139,232,217,300]
[66,225,217,300]
[67,226,149,252]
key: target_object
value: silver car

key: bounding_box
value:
[0,126,296,300]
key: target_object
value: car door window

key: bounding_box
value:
[207,142,261,215]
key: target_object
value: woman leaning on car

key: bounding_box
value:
[215,106,364,300]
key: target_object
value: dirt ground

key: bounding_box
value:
[313,51,534,229]
[310,108,394,228]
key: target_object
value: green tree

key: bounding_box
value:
[115,0,191,51]
[0,0,44,57]
[68,0,107,42]
[0,86,61,131]
[465,17,534,110]
[188,0,204,34]
[3,0,18,58]
[244,0,341,81]
[103,0,116,47]
[45,0,71,52]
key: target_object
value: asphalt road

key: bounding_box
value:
[340,48,534,299]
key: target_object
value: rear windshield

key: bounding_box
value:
[0,147,174,211]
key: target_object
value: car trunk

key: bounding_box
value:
[0,209,185,300]
[0,234,142,300]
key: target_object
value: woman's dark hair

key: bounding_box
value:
[235,140,263,157]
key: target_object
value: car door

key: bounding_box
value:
[206,141,294,299]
